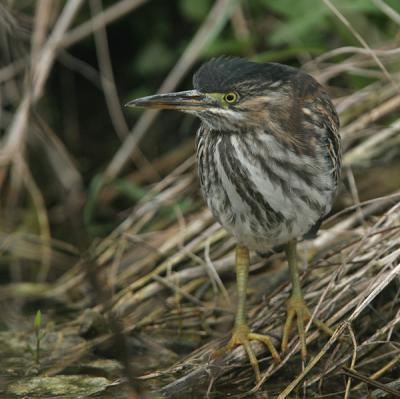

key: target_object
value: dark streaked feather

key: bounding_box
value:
[193,57,341,250]
[193,57,297,93]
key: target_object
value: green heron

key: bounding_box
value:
[127,57,341,380]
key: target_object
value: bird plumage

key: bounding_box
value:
[194,57,341,250]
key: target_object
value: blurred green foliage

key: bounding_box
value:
[109,0,399,164]
[266,0,378,46]
[121,0,399,102]
[179,0,213,21]
[41,0,400,236]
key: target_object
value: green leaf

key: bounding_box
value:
[269,6,330,46]
[179,0,212,21]
[385,0,400,12]
[264,0,381,47]
[34,310,42,331]
[335,0,378,13]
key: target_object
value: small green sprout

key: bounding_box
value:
[30,310,46,365]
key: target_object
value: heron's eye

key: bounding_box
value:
[223,92,239,104]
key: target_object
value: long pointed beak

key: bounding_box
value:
[125,90,208,111]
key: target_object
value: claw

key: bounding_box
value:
[281,296,333,359]
[223,324,280,381]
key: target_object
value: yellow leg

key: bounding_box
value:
[225,244,280,381]
[281,239,333,359]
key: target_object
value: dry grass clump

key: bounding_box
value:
[57,71,400,396]
[68,54,400,396]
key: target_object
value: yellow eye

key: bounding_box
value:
[223,92,239,104]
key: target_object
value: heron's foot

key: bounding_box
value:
[220,324,280,381]
[281,296,333,359]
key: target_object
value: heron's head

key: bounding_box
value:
[126,57,298,132]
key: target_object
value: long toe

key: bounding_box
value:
[223,325,280,381]
[281,297,333,359]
